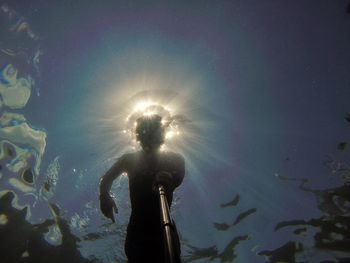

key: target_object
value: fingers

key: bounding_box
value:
[101,207,111,219]
[103,208,114,223]
[109,211,115,223]
[112,201,118,214]
[102,207,115,223]
[155,171,173,189]
[100,197,118,223]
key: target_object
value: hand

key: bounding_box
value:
[154,171,173,190]
[99,193,118,223]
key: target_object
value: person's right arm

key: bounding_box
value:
[99,156,126,222]
[155,153,185,191]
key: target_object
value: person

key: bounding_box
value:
[99,114,185,263]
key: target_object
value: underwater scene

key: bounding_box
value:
[1,1,350,262]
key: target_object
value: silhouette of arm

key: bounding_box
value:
[99,156,126,195]
[99,156,126,222]
[156,154,185,190]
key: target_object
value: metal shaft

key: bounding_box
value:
[158,185,176,263]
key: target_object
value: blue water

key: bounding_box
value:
[1,1,350,262]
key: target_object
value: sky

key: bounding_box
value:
[1,0,350,262]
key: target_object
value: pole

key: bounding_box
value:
[158,185,176,263]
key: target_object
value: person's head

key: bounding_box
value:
[135,114,165,151]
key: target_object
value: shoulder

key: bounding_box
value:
[115,152,138,167]
[119,152,135,160]
[164,151,185,165]
[163,151,185,187]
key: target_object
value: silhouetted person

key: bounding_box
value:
[99,114,185,262]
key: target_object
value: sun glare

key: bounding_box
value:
[124,99,182,145]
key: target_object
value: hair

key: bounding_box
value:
[135,114,165,149]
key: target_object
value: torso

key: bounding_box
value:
[121,150,184,232]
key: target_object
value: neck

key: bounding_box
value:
[142,146,160,154]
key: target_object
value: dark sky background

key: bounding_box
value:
[3,0,350,262]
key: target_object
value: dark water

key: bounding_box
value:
[1,1,350,262]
